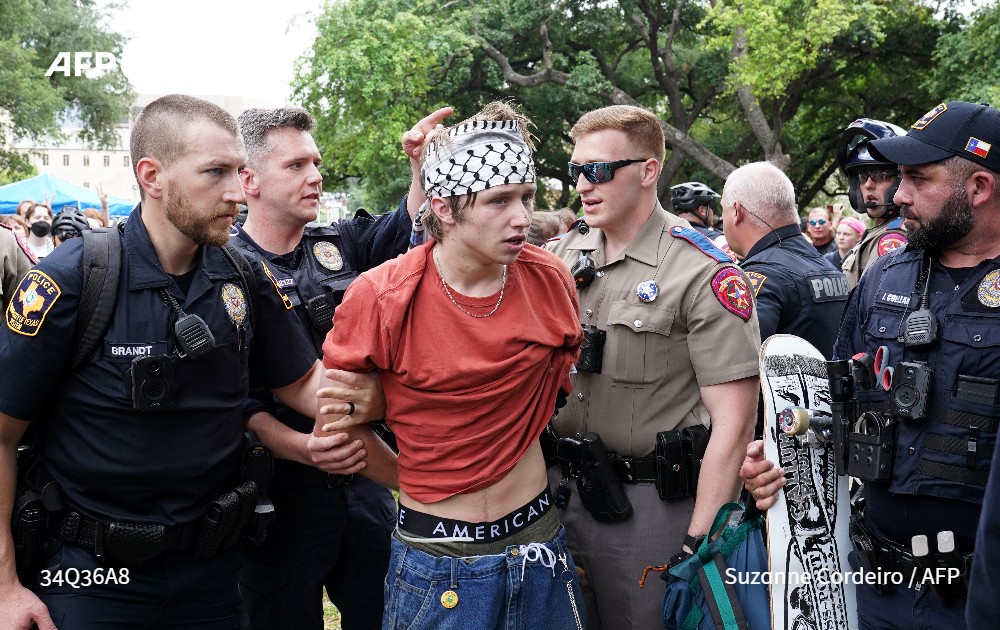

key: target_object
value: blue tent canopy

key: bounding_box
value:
[0,173,135,217]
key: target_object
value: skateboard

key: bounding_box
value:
[760,335,857,630]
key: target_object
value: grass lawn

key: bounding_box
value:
[323,599,342,629]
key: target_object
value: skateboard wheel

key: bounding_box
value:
[779,407,810,435]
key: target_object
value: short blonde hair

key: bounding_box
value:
[570,105,665,161]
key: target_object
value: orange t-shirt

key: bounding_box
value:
[322,242,582,503]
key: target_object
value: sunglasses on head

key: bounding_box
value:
[809,219,828,226]
[567,159,645,184]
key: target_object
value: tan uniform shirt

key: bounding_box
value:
[841,219,907,289]
[0,224,35,311]
[548,204,761,457]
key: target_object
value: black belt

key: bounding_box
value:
[56,511,199,560]
[856,516,973,576]
[543,426,658,483]
[610,454,658,483]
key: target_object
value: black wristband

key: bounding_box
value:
[684,534,706,550]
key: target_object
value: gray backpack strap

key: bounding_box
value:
[72,228,122,371]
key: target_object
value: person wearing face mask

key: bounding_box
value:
[25,202,55,259]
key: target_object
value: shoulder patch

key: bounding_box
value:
[711,267,753,321]
[259,260,293,310]
[6,270,61,336]
[744,271,767,297]
[877,232,907,257]
[670,226,733,263]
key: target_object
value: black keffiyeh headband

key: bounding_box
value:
[421,119,536,198]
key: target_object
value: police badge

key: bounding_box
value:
[313,241,344,271]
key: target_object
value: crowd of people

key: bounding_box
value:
[0,93,998,630]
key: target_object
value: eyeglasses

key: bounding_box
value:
[809,219,828,226]
[857,169,899,185]
[567,159,645,184]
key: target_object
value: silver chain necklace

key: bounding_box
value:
[433,247,508,318]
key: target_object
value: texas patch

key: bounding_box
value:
[6,270,61,336]
[711,267,753,321]
[745,271,767,297]
[877,232,907,257]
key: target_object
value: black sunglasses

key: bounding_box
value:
[568,159,645,184]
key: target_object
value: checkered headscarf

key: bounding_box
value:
[421,119,536,198]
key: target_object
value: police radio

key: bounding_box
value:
[903,258,938,348]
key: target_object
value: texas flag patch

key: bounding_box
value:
[966,137,992,159]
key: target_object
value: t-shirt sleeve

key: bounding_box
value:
[322,275,388,372]
[686,263,762,387]
[248,259,318,389]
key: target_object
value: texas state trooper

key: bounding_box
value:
[0,94,396,629]
[231,105,449,629]
[720,161,848,358]
[743,101,1000,630]
[836,118,909,288]
[1,222,34,310]
[546,105,761,629]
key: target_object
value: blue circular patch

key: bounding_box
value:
[636,280,659,303]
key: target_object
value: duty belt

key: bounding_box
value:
[542,427,657,483]
[610,454,658,483]
[56,511,200,565]
[851,515,973,584]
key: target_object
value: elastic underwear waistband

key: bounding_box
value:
[397,488,552,544]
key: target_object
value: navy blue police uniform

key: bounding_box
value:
[834,248,998,628]
[740,224,849,358]
[0,208,318,628]
[688,220,722,242]
[232,200,410,630]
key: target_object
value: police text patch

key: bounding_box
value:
[104,341,169,361]
[6,270,61,336]
[807,274,849,303]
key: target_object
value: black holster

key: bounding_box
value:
[654,426,709,500]
[242,431,275,547]
[12,490,49,585]
[575,433,633,523]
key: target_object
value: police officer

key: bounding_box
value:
[232,105,448,629]
[548,105,761,629]
[836,118,909,288]
[720,161,848,358]
[745,101,1000,630]
[0,95,396,629]
[50,209,90,245]
[0,221,34,310]
[670,181,723,240]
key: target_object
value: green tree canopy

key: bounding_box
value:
[0,0,133,180]
[295,0,967,212]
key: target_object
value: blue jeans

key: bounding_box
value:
[383,526,585,630]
